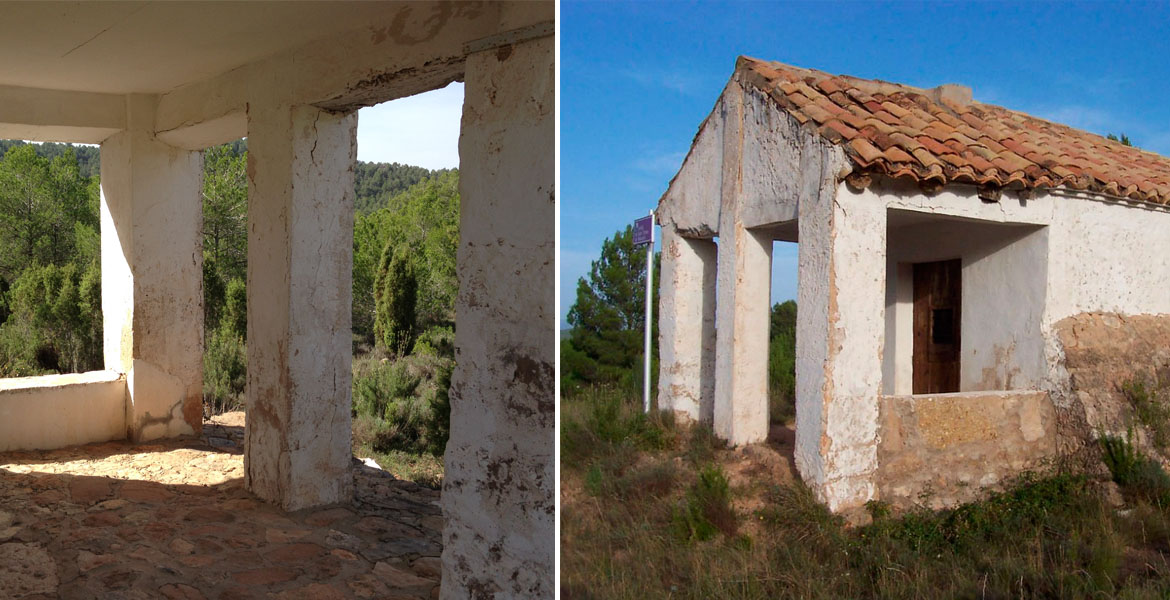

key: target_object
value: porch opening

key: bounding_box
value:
[883,209,1048,395]
[0,140,103,379]
[769,236,798,426]
[348,82,462,487]
[200,139,248,419]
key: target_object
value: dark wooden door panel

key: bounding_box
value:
[913,259,961,394]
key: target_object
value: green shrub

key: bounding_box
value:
[1123,379,1170,448]
[671,464,735,542]
[412,325,454,357]
[352,354,452,455]
[203,324,246,415]
[1101,432,1170,503]
[223,277,247,340]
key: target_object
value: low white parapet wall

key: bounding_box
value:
[0,370,127,451]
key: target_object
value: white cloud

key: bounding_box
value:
[634,150,686,174]
[356,82,463,169]
[620,67,708,96]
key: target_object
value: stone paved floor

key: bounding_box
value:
[0,412,444,599]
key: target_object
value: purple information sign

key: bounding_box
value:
[633,215,653,246]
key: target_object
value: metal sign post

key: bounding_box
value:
[633,211,654,414]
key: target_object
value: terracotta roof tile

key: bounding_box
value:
[735,56,1170,205]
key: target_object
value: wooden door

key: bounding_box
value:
[913,259,961,394]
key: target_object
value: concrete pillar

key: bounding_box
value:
[658,226,717,423]
[794,183,886,513]
[244,103,356,511]
[100,94,203,442]
[441,34,554,599]
[712,222,773,444]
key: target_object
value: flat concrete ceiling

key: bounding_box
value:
[0,2,415,94]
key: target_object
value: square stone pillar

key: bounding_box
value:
[795,183,886,513]
[712,222,773,445]
[100,94,204,442]
[244,103,356,511]
[441,34,554,599]
[658,226,717,423]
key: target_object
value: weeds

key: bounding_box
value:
[1123,379,1170,449]
[671,464,735,542]
[562,388,1170,599]
[1101,431,1170,504]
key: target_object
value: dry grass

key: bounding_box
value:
[561,387,1170,599]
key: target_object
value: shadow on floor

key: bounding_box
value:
[0,423,443,599]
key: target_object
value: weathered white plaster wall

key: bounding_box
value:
[0,372,126,451]
[100,94,204,442]
[0,84,124,142]
[245,103,356,511]
[813,185,886,511]
[442,35,554,600]
[658,228,717,423]
[710,82,772,446]
[1045,195,1170,319]
[155,4,552,143]
[738,87,805,229]
[882,212,1049,394]
[657,103,723,237]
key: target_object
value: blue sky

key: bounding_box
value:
[560,1,1170,326]
[356,82,462,168]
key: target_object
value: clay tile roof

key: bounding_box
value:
[735,56,1170,204]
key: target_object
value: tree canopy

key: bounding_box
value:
[563,225,659,393]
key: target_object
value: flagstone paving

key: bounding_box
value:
[0,412,443,599]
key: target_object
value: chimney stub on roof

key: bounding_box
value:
[932,83,973,107]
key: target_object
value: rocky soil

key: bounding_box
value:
[0,412,444,599]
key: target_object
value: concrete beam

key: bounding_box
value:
[244,103,356,511]
[441,34,554,599]
[0,84,125,143]
[100,94,204,441]
[155,3,553,136]
[658,227,717,423]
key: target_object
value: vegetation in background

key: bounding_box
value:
[769,300,797,424]
[562,389,1170,599]
[200,142,249,414]
[0,139,456,483]
[0,140,100,178]
[354,161,453,214]
[350,171,458,483]
[562,225,660,395]
[0,145,102,376]
[1107,132,1134,147]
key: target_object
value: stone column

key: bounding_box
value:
[658,226,717,423]
[244,103,356,511]
[712,222,773,445]
[441,34,554,599]
[100,94,203,442]
[794,182,886,513]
